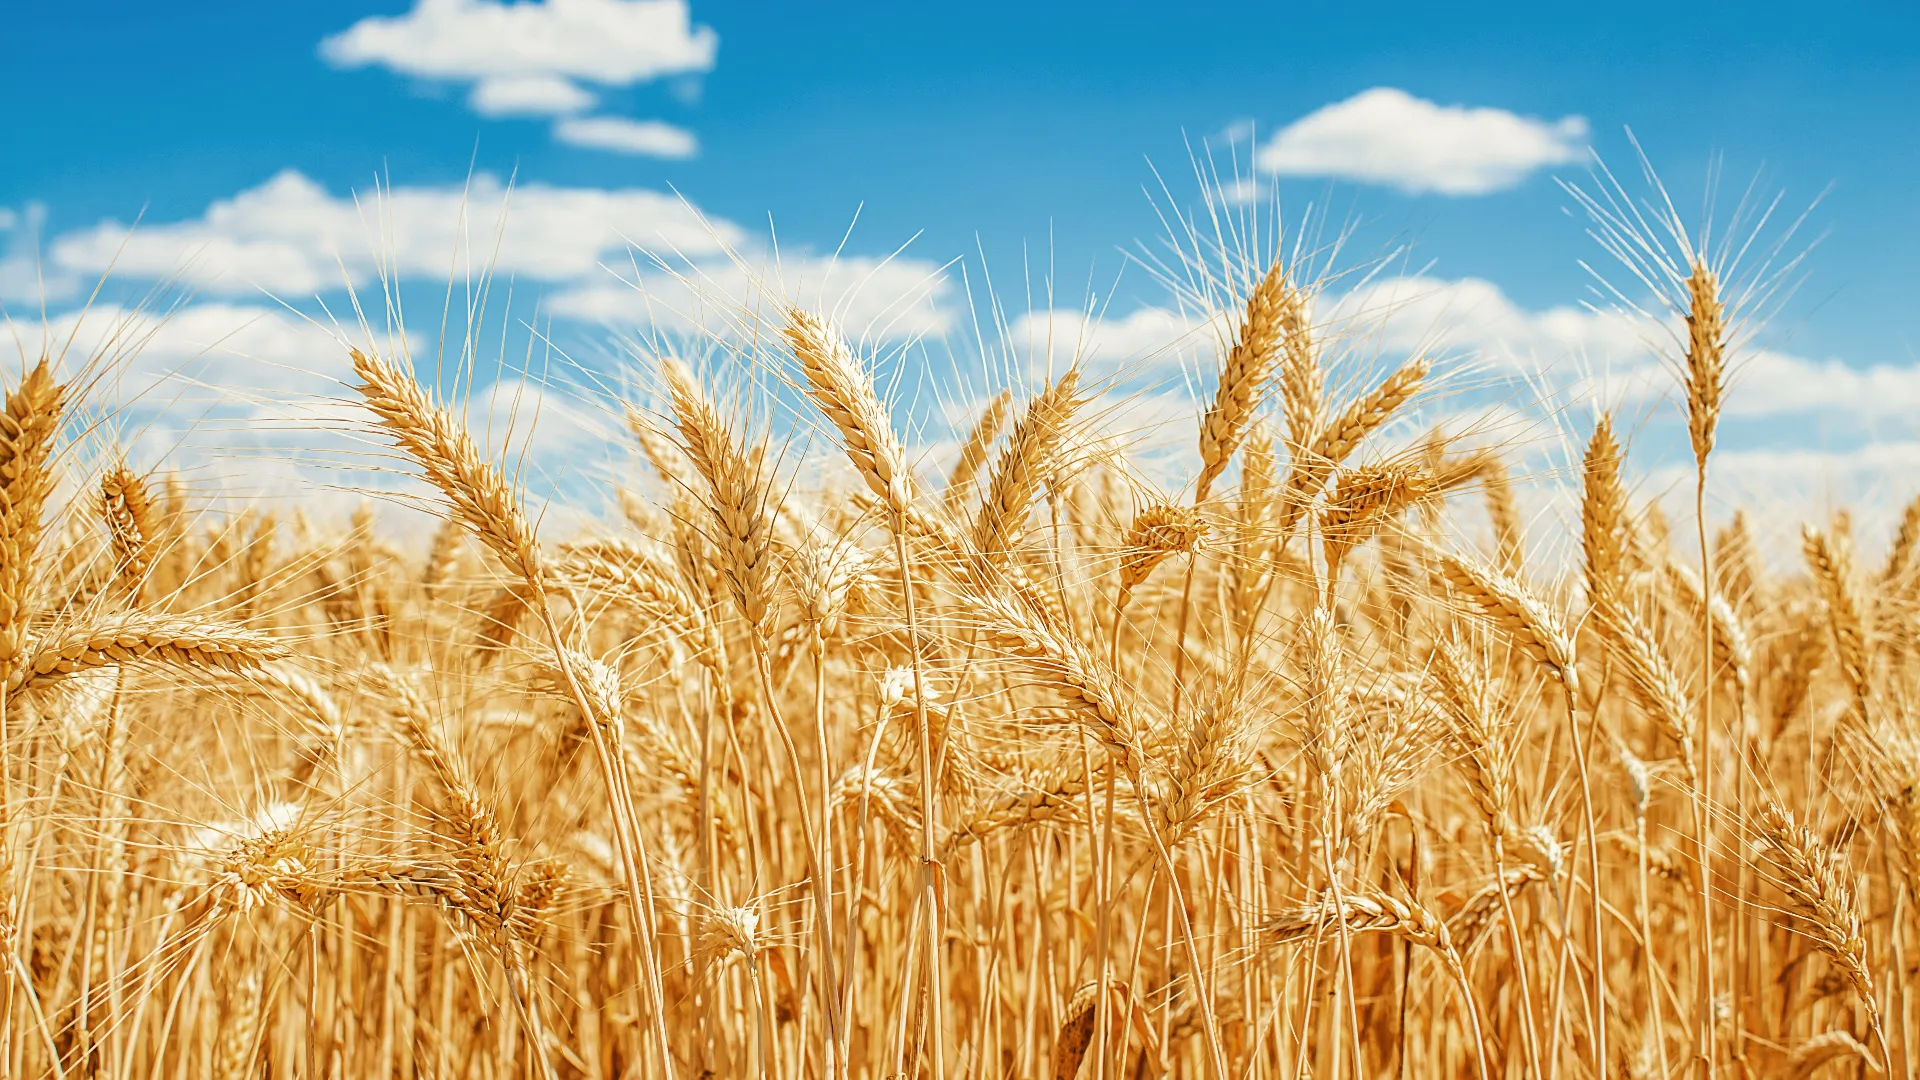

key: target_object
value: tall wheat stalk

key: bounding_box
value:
[351,347,677,1078]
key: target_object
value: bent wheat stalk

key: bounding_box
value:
[350,346,676,1079]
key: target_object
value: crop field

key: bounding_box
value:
[0,172,1910,1080]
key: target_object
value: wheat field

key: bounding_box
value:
[0,188,1910,1080]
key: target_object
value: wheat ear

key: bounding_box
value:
[1195,260,1286,502]
[1277,279,1320,457]
[1881,494,1920,589]
[944,389,1013,512]
[0,359,66,672]
[972,586,1142,766]
[1310,354,1431,468]
[1787,1031,1881,1079]
[351,349,542,588]
[1684,263,1725,472]
[1803,524,1870,720]
[1581,419,1632,619]
[785,307,915,517]
[1592,601,1697,774]
[1159,677,1251,842]
[1115,501,1208,610]
[101,463,158,602]
[659,358,778,638]
[973,369,1082,560]
[1757,802,1890,1067]
[1431,548,1578,694]
[8,614,286,693]
[1320,463,1430,582]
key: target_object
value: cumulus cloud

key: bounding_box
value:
[48,170,740,296]
[322,0,715,152]
[321,0,716,86]
[35,168,947,354]
[1727,349,1920,422]
[469,74,596,117]
[1256,88,1589,196]
[552,116,698,158]
[1328,274,1648,370]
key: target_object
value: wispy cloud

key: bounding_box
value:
[1255,87,1589,196]
[469,74,598,117]
[552,116,698,158]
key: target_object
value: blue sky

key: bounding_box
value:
[5,0,1920,531]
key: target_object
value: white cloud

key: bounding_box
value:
[321,0,716,86]
[47,170,740,296]
[1256,88,1588,196]
[1329,274,1649,370]
[552,252,951,339]
[34,165,947,349]
[1006,306,1224,375]
[469,74,596,117]
[1727,349,1920,422]
[322,0,715,149]
[552,116,698,158]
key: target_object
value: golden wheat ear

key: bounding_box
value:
[1755,802,1890,1065]
[350,348,543,588]
[0,358,67,674]
[1803,523,1870,720]
[784,306,915,518]
[943,389,1012,513]
[658,356,778,638]
[1428,546,1578,696]
[1581,415,1629,612]
[1683,262,1726,472]
[100,463,158,603]
[972,368,1083,561]
[1115,501,1207,610]
[1195,260,1286,503]
[8,613,287,693]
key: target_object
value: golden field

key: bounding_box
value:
[0,189,1909,1080]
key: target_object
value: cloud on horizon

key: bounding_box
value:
[47,170,740,296]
